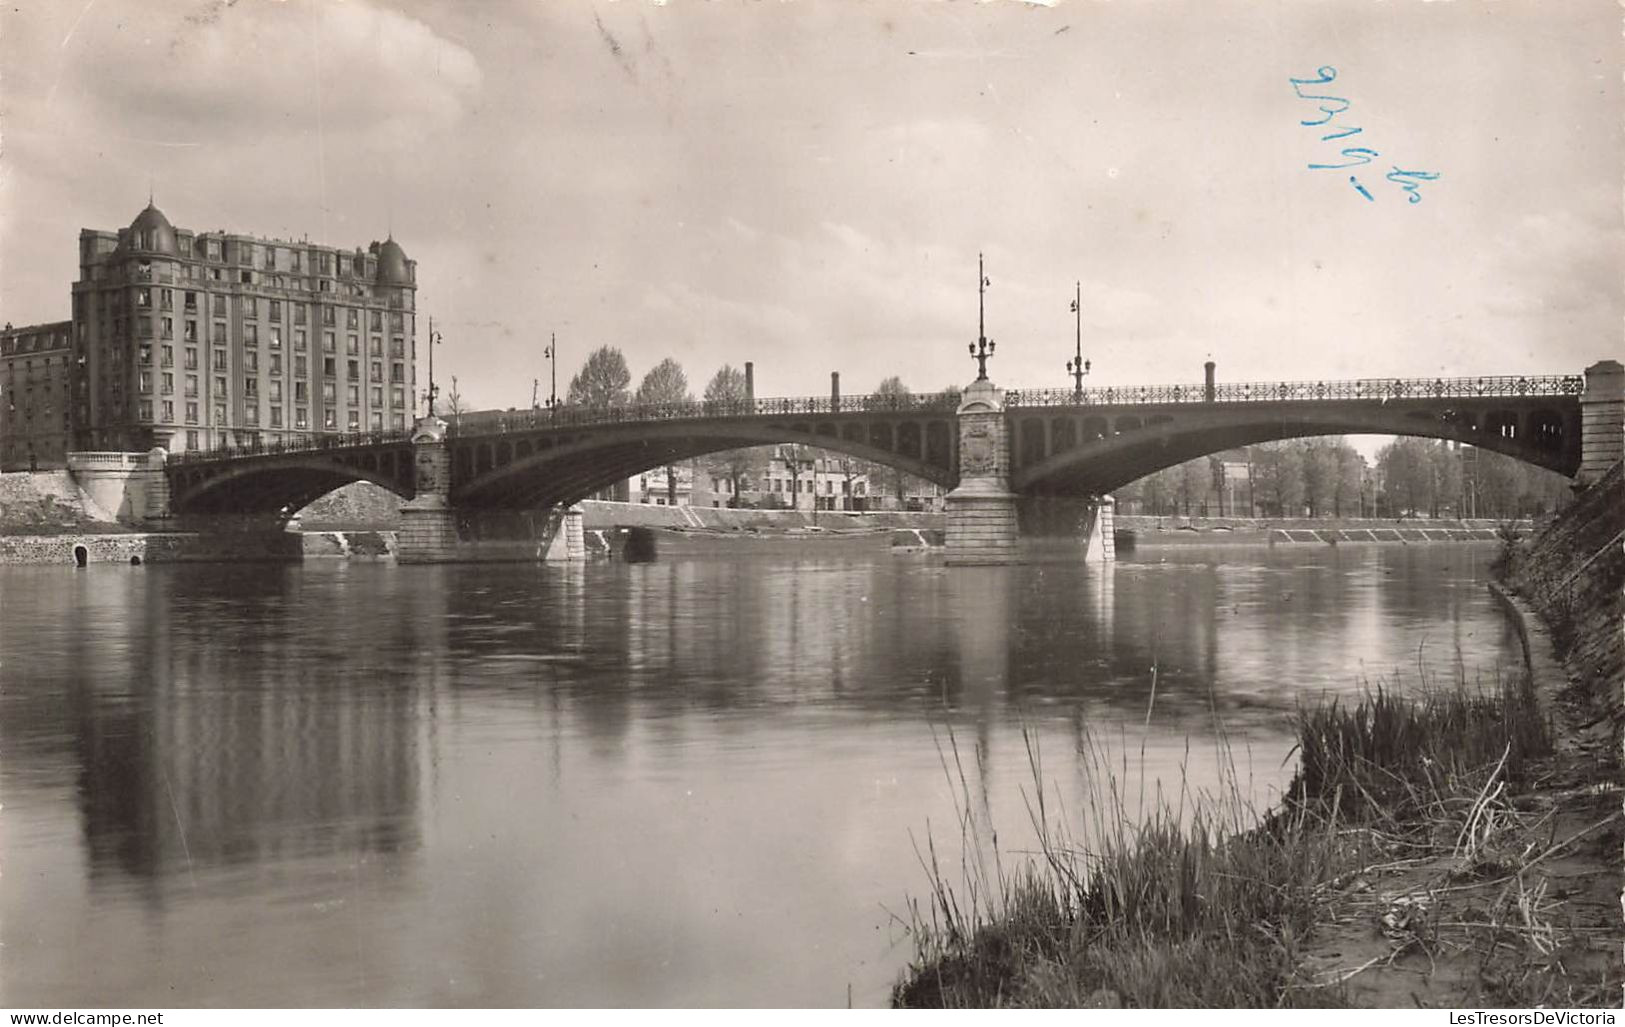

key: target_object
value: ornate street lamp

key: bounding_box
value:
[1067,281,1090,401]
[969,252,995,380]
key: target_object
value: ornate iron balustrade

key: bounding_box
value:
[169,429,410,465]
[444,390,963,436]
[1005,375,1584,409]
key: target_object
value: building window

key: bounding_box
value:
[369,410,382,430]
[161,400,174,422]
[137,288,151,308]
[214,375,227,395]
[139,344,153,366]
[269,407,283,428]
[245,405,259,425]
[245,324,258,346]
[324,409,337,430]
[390,362,404,383]
[240,271,253,285]
[183,320,197,342]
[213,403,227,425]
[184,347,198,370]
[244,352,258,372]
[186,429,199,448]
[323,331,335,353]
[269,327,281,349]
[212,322,227,344]
[213,294,227,315]
[161,344,173,366]
[347,384,360,406]
[269,380,283,403]
[294,381,308,402]
[371,386,383,407]
[346,308,359,329]
[346,333,359,356]
[322,382,336,403]
[347,359,359,380]
[138,371,153,393]
[322,307,336,327]
[269,300,281,322]
[184,291,198,312]
[270,353,282,376]
[213,349,227,371]
[295,329,306,349]
[185,402,198,424]
[294,354,307,377]
[184,374,198,397]
[391,385,405,408]
[243,297,256,320]
[388,336,402,358]
[295,407,308,429]
[294,304,306,326]
[323,357,336,378]
[392,412,405,430]
[370,361,382,383]
[347,410,360,431]
[244,377,258,397]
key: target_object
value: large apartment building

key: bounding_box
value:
[0,321,74,470]
[67,202,418,455]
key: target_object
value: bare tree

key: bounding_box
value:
[637,358,692,505]
[703,365,753,505]
[445,375,466,432]
[566,346,632,407]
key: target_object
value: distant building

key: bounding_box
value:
[0,321,75,470]
[69,202,419,454]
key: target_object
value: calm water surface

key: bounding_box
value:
[0,544,1519,1007]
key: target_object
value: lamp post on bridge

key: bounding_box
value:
[1066,281,1090,400]
[543,332,559,421]
[422,317,442,418]
[969,252,995,381]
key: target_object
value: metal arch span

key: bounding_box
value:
[169,449,416,517]
[450,415,959,509]
[1009,395,1581,495]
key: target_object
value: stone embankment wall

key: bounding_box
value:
[578,500,945,532]
[0,532,304,564]
[1505,462,1623,753]
[1119,514,1527,546]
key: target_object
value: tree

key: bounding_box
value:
[565,346,632,407]
[1300,440,1335,517]
[445,375,466,430]
[702,366,754,504]
[1178,458,1210,516]
[870,377,914,504]
[1333,444,1364,517]
[1253,442,1305,517]
[1377,437,1433,517]
[636,358,693,504]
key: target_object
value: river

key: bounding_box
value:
[0,543,1519,1007]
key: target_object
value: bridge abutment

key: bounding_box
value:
[945,380,1020,565]
[1579,359,1624,484]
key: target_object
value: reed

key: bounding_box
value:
[893,673,1556,1008]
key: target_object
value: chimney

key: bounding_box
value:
[1204,361,1216,403]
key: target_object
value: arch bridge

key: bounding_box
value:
[157,361,1621,561]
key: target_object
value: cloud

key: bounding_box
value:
[64,0,482,142]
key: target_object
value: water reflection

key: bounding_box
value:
[0,545,1519,1007]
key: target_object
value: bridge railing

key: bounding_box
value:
[168,429,410,465]
[1005,375,1584,408]
[445,390,963,436]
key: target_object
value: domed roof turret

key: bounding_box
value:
[375,236,411,286]
[126,203,178,255]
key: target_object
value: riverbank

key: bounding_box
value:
[893,472,1622,1008]
[1119,514,1525,548]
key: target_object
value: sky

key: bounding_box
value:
[1,0,1620,415]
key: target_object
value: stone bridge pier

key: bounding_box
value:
[944,380,1113,565]
[396,415,584,564]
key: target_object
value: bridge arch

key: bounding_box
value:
[452,418,956,509]
[1012,402,1579,495]
[170,455,415,519]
